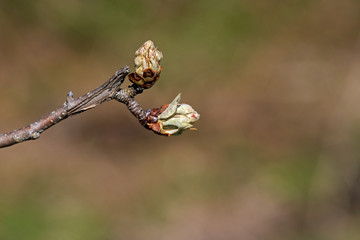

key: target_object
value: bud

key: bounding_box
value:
[146,93,200,136]
[128,40,163,89]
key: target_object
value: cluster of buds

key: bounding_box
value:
[146,94,200,136]
[128,40,163,89]
[128,40,200,136]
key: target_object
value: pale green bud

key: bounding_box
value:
[157,93,200,136]
[134,40,163,76]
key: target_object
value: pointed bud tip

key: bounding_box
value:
[144,40,154,45]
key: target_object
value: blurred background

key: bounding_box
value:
[1,0,360,239]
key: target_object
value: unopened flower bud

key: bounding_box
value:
[128,40,163,89]
[147,93,200,136]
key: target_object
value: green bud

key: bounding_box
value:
[157,93,200,136]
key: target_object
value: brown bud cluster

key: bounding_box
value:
[128,40,163,89]
[146,104,169,135]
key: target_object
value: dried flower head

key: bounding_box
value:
[128,40,163,89]
[146,93,200,136]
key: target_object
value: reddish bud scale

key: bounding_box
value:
[128,67,162,89]
[145,104,170,136]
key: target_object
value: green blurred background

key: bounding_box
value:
[1,0,360,239]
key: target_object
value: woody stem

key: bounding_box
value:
[0,66,153,148]
[113,84,149,126]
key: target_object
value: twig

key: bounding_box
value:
[0,66,147,148]
[0,40,200,148]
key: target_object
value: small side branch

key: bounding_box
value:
[0,66,130,148]
[113,84,148,124]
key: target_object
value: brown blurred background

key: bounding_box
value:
[1,0,360,239]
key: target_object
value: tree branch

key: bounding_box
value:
[0,40,200,148]
[0,66,134,148]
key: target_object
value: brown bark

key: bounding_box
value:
[0,66,152,148]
